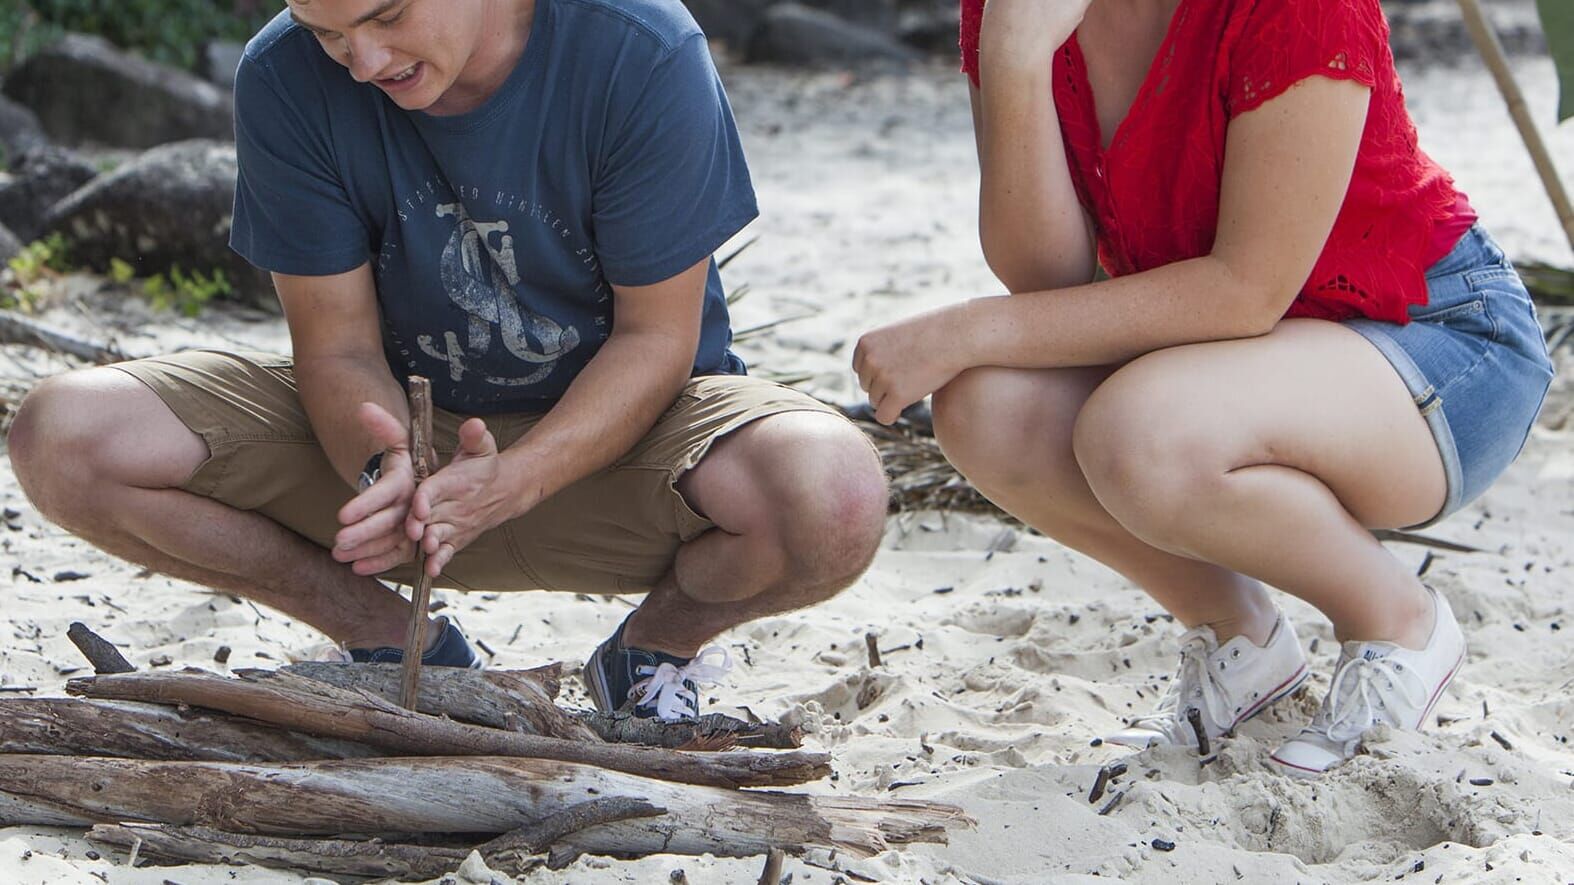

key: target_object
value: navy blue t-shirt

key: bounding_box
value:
[231,0,754,413]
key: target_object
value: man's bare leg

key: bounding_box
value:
[8,368,420,649]
[620,411,889,656]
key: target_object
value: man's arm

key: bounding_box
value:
[274,263,408,486]
[405,257,711,575]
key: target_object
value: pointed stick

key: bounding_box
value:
[400,376,438,710]
[1457,0,1574,252]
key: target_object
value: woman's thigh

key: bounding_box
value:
[1078,318,1447,529]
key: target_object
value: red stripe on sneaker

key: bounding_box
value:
[1233,663,1310,728]
[1415,651,1465,729]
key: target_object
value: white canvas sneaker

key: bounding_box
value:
[1108,612,1310,749]
[1271,586,1465,777]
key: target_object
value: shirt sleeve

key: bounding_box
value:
[590,33,757,288]
[1226,0,1385,117]
[229,54,370,276]
[960,0,984,88]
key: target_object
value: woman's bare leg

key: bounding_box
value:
[933,364,1280,644]
[1071,318,1445,649]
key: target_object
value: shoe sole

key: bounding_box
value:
[1269,648,1466,777]
[1107,662,1310,750]
[583,643,616,714]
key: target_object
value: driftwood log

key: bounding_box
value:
[0,755,966,859]
[89,824,472,880]
[86,799,669,879]
[0,698,379,761]
[274,663,598,741]
[66,669,827,788]
[280,662,800,749]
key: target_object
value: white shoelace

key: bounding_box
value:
[1130,628,1233,740]
[630,645,733,722]
[1318,654,1430,745]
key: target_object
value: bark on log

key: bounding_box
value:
[0,755,966,859]
[476,797,666,871]
[274,663,597,741]
[0,698,380,761]
[89,824,471,880]
[67,669,827,789]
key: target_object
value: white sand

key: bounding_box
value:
[2,57,1573,883]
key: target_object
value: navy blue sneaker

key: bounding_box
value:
[583,616,731,722]
[348,617,482,669]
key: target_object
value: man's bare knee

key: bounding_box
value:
[10,369,207,518]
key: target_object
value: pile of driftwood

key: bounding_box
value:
[0,625,966,879]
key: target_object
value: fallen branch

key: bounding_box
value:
[67,669,827,789]
[477,796,666,871]
[0,755,967,859]
[0,310,128,364]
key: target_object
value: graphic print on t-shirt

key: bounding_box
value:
[420,200,582,388]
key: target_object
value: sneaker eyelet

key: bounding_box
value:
[1231,649,1241,659]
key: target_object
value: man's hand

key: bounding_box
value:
[333,402,419,576]
[854,304,977,425]
[406,417,532,578]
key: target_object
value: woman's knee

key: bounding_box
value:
[1073,365,1226,537]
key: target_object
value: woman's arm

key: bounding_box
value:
[972,2,1098,292]
[855,75,1371,423]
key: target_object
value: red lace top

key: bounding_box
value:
[959,0,1476,323]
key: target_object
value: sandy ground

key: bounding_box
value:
[2,50,1574,884]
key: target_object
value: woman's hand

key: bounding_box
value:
[853,305,977,425]
[979,0,1094,72]
[405,417,535,579]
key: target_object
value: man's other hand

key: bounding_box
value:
[407,416,527,578]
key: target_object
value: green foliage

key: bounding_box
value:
[1,233,70,311]
[0,1,275,72]
[141,264,231,317]
[1539,0,1574,123]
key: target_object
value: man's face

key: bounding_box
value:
[286,0,484,111]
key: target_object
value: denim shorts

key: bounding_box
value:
[1344,224,1555,528]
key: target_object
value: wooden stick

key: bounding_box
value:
[759,847,786,884]
[66,669,830,789]
[0,310,128,364]
[65,622,134,674]
[1457,0,1574,252]
[0,755,966,859]
[401,376,437,710]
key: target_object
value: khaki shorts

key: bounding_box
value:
[113,351,843,594]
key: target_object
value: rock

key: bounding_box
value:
[747,4,923,67]
[802,0,900,32]
[895,0,962,54]
[199,40,247,92]
[41,139,273,308]
[2,33,234,149]
[681,0,775,49]
[0,147,100,243]
[0,95,49,165]
[0,220,20,267]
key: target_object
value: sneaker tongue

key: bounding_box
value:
[1340,640,1396,665]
